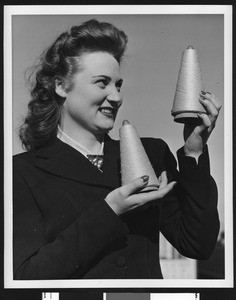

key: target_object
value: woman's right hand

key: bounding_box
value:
[105,171,177,215]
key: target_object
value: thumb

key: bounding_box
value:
[120,175,149,197]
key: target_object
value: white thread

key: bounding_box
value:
[172,47,206,122]
[119,122,159,191]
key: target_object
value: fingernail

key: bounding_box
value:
[141,175,149,183]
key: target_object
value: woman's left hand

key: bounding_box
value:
[183,91,222,161]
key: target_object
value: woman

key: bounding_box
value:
[13,19,221,279]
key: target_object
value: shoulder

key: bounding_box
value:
[13,141,57,186]
[13,137,61,168]
[141,137,168,148]
[140,137,177,171]
[140,137,169,157]
[13,150,40,187]
[13,150,35,168]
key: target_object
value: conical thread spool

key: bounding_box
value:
[171,46,206,123]
[119,123,159,191]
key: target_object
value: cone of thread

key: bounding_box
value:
[119,120,160,192]
[171,46,206,123]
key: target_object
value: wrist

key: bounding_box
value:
[105,196,120,216]
[183,148,203,163]
[183,144,208,163]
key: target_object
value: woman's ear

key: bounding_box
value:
[55,79,67,98]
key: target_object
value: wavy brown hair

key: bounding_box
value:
[19,19,128,150]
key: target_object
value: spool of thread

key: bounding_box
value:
[119,120,160,192]
[171,46,206,123]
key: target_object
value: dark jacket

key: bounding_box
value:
[13,136,219,279]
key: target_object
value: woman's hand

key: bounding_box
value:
[183,91,222,161]
[105,171,176,215]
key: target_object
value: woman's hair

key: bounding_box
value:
[19,19,128,150]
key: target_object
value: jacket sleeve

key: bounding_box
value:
[159,141,220,260]
[13,168,129,280]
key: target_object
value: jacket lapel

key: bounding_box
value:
[33,136,121,189]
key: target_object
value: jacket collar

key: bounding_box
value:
[33,136,121,189]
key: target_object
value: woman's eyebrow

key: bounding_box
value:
[92,75,110,79]
[92,75,123,82]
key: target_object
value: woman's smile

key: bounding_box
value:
[98,105,119,118]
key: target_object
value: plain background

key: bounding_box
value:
[12,14,224,233]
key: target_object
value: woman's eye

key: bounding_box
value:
[96,80,107,88]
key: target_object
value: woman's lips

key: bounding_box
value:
[99,107,116,118]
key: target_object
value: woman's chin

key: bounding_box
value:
[101,125,114,134]
[97,124,114,135]
[101,119,115,130]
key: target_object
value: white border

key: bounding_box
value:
[4,5,233,289]
[223,8,233,288]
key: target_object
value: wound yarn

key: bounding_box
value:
[171,46,206,123]
[119,120,160,192]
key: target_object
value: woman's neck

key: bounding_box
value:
[59,121,104,154]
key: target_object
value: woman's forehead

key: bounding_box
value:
[79,51,121,76]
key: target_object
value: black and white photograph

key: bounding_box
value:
[3,4,233,293]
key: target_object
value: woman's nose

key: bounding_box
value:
[106,88,122,103]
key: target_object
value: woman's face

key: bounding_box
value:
[58,51,123,137]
